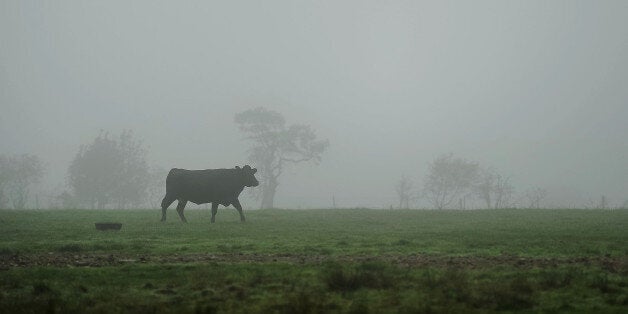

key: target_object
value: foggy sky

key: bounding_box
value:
[2,1,627,208]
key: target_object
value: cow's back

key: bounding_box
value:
[165,168,244,204]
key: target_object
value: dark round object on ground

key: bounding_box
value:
[95,223,122,231]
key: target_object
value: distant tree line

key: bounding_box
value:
[2,109,625,210]
[394,153,552,209]
[1,105,329,210]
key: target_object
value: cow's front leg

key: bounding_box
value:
[176,200,188,223]
[210,202,218,223]
[233,199,246,222]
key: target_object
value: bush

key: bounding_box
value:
[323,261,395,291]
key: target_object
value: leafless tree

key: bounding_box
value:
[0,154,45,209]
[475,168,514,209]
[235,107,329,209]
[493,175,514,208]
[395,174,414,209]
[524,187,547,209]
[423,154,480,209]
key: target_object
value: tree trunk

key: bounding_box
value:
[260,179,278,209]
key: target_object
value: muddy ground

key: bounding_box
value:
[2,252,626,273]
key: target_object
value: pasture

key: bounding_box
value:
[1,208,627,313]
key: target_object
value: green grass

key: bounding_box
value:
[1,261,627,313]
[1,208,627,313]
[1,208,626,257]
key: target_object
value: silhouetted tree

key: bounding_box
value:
[68,130,149,209]
[423,154,479,209]
[395,174,414,209]
[524,187,547,209]
[234,107,329,209]
[475,168,514,209]
[0,154,45,209]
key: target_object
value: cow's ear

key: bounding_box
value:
[236,166,241,169]
[252,168,257,174]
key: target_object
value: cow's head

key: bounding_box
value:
[236,165,259,187]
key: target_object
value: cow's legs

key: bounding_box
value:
[210,202,218,223]
[176,199,188,223]
[161,194,176,222]
[232,199,246,222]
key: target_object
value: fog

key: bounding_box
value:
[2,1,627,209]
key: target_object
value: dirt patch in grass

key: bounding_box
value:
[1,252,626,272]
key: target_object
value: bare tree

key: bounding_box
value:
[234,107,329,209]
[524,187,547,209]
[0,154,45,209]
[423,154,480,210]
[395,174,414,209]
[493,175,514,208]
[68,130,149,209]
[475,168,514,209]
[475,169,494,209]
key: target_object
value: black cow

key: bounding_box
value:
[160,165,259,223]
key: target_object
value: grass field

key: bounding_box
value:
[1,208,627,313]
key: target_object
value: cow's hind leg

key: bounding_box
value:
[161,194,176,222]
[210,202,218,223]
[176,199,188,223]
[233,199,246,222]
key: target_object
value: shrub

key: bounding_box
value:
[323,261,394,292]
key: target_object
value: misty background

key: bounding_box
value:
[1,1,627,209]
